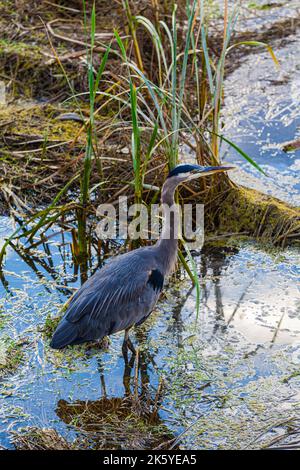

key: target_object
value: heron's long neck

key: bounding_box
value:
[155,180,179,276]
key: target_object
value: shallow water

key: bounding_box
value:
[218,1,300,34]
[222,28,300,206]
[0,217,299,449]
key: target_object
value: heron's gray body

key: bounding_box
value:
[50,163,234,350]
[50,241,176,348]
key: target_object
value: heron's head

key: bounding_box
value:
[167,163,236,186]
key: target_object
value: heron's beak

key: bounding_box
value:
[188,165,236,180]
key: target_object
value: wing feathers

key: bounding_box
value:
[147,269,164,293]
[51,248,164,348]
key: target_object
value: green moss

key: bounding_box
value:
[0,39,43,60]
[0,337,24,376]
[166,340,300,449]
[0,313,7,329]
[282,370,300,384]
[215,186,300,247]
[0,103,84,141]
[42,314,61,339]
[0,37,74,98]
[247,2,284,10]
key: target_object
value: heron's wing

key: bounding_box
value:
[65,249,164,326]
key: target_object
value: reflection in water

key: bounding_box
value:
[201,245,239,339]
[0,216,118,294]
[171,242,300,351]
[55,351,176,450]
[183,243,300,346]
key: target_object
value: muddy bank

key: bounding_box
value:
[216,186,300,246]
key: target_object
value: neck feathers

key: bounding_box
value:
[155,179,180,276]
[161,178,177,207]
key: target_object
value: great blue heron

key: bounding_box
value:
[50,164,234,356]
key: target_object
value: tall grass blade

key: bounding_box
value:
[177,0,197,140]
[135,16,168,85]
[201,25,214,95]
[170,4,178,168]
[114,29,127,61]
[227,41,279,67]
[130,82,142,204]
[217,133,267,175]
[183,243,200,322]
[0,175,79,264]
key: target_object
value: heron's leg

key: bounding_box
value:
[123,354,136,396]
[97,358,107,398]
[127,337,136,355]
[122,328,129,363]
[122,328,136,363]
